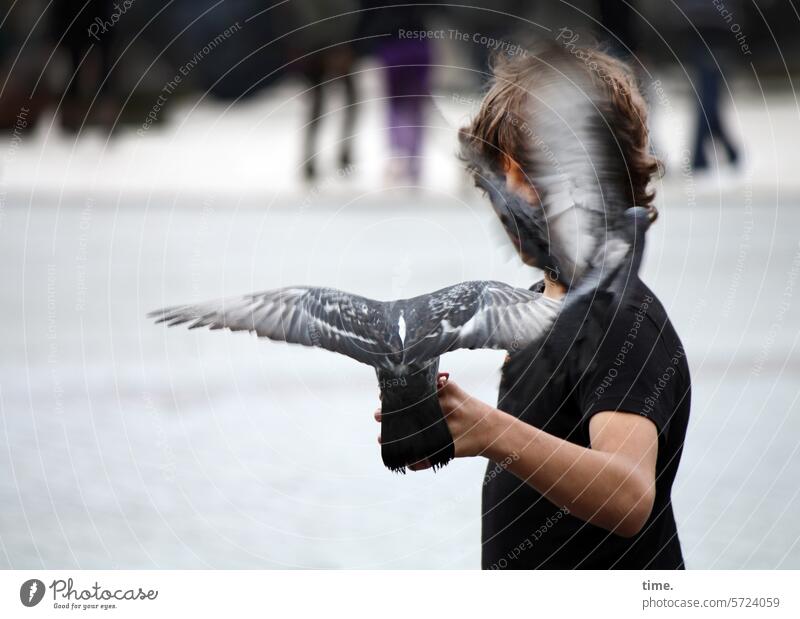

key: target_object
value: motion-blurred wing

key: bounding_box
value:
[401,281,561,364]
[149,287,398,367]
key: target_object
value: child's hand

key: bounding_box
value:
[373,372,499,472]
[435,372,498,459]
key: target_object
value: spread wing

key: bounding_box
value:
[148,287,400,368]
[400,281,561,364]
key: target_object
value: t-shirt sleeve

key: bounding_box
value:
[577,302,683,441]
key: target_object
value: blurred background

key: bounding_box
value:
[1,0,799,568]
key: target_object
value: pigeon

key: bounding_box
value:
[149,281,561,472]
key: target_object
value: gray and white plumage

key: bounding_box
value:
[149,280,561,371]
[150,281,561,472]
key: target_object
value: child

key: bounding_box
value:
[384,42,690,569]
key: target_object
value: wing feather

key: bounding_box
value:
[400,281,561,363]
[149,287,398,367]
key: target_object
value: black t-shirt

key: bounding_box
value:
[481,279,691,569]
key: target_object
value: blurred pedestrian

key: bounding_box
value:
[51,0,119,132]
[301,46,358,181]
[681,0,741,171]
[360,2,435,186]
[378,32,431,184]
[288,0,360,182]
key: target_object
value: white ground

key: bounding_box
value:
[1,74,799,568]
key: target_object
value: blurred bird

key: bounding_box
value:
[456,43,660,378]
[467,168,657,391]
[150,281,561,472]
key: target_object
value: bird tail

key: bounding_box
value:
[378,368,454,473]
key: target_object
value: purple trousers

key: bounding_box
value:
[379,39,431,176]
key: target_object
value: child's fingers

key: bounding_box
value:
[374,408,381,422]
[408,459,432,472]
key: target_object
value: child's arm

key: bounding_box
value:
[376,377,658,538]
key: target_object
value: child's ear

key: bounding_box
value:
[501,155,516,176]
[502,156,540,205]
